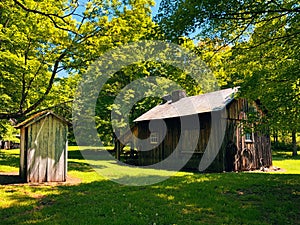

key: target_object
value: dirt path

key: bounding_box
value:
[0,172,81,186]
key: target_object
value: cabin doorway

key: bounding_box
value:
[225,142,238,172]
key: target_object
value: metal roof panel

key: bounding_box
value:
[134,87,238,122]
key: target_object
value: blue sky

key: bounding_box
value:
[151,0,161,17]
[58,0,163,78]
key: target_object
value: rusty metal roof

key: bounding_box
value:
[134,87,239,122]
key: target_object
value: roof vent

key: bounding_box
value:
[171,90,187,103]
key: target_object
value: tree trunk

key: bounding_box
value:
[273,131,278,147]
[292,131,297,157]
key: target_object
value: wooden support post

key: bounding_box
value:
[130,142,134,158]
[116,140,121,161]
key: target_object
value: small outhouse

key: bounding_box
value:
[15,111,68,182]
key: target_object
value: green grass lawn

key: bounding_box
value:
[0,147,299,225]
[272,150,300,174]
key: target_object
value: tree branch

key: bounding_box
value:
[19,35,33,112]
[241,31,300,50]
[13,0,79,35]
[25,100,73,118]
[22,51,68,115]
[211,15,257,58]
[218,8,300,18]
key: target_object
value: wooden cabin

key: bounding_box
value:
[15,111,68,182]
[130,88,272,172]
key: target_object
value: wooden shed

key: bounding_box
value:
[130,88,272,172]
[15,111,68,182]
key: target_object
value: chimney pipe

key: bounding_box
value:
[162,94,172,104]
[172,90,187,102]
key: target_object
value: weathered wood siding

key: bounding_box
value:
[226,99,272,171]
[19,127,26,179]
[136,98,272,172]
[254,133,272,167]
[136,114,212,169]
[19,114,67,182]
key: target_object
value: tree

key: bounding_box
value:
[223,13,300,154]
[156,0,299,45]
[97,61,204,144]
[0,0,156,122]
[156,0,299,154]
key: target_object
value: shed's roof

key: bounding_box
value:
[134,87,239,122]
[15,111,69,128]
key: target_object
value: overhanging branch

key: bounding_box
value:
[13,0,79,35]
[22,51,68,115]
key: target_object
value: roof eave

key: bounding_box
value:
[15,111,70,129]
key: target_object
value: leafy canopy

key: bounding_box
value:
[0,0,156,121]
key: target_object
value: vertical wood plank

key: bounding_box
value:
[34,121,41,182]
[57,119,66,181]
[28,123,39,182]
[19,128,26,179]
[59,121,67,181]
[54,117,60,181]
[64,125,68,181]
[47,115,55,182]
[54,117,61,181]
[26,125,31,182]
[39,117,48,182]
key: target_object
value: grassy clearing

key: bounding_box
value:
[272,150,300,174]
[0,147,299,224]
[0,149,20,173]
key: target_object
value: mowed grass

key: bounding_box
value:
[0,147,299,225]
[272,150,300,174]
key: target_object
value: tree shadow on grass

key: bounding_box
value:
[68,150,85,159]
[272,150,300,161]
[68,149,108,172]
[0,173,299,224]
[68,161,104,172]
[0,174,23,185]
[0,150,20,168]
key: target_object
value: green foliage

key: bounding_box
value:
[224,16,300,134]
[0,0,157,122]
[156,0,299,139]
[156,0,299,44]
[0,121,18,142]
[95,59,205,144]
[0,0,163,142]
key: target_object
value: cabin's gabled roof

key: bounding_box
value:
[15,111,69,128]
[134,87,239,122]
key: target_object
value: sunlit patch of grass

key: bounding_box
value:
[0,146,299,224]
[0,149,20,172]
[156,193,175,201]
[272,150,300,174]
